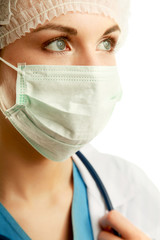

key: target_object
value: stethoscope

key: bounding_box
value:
[0,151,121,240]
[76,151,121,238]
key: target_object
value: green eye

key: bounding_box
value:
[45,39,66,51]
[97,39,112,51]
[56,40,66,50]
[103,40,111,50]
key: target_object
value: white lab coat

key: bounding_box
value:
[72,144,160,240]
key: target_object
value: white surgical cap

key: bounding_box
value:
[0,0,131,50]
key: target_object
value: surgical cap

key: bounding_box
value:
[0,0,131,50]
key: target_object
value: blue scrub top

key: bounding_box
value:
[0,161,94,240]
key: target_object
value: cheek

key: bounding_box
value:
[0,63,17,111]
[101,54,117,66]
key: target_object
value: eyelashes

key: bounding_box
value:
[42,34,119,55]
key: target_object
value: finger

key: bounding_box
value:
[99,210,143,239]
[102,226,121,237]
[98,230,123,240]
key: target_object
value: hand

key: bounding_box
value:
[98,210,151,240]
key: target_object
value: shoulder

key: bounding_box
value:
[80,144,160,239]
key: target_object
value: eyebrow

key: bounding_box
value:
[32,23,121,36]
[102,25,121,36]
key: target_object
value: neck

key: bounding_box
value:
[0,113,73,204]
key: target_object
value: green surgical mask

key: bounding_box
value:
[0,57,122,161]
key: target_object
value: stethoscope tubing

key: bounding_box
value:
[76,151,121,238]
[76,151,114,210]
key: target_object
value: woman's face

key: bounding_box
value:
[0,12,120,110]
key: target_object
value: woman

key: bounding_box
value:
[0,0,159,240]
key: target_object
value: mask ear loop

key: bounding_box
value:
[0,57,25,113]
[0,57,25,75]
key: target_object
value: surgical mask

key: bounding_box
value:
[0,57,122,161]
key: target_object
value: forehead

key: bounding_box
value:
[30,12,120,35]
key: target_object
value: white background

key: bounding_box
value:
[91,0,160,191]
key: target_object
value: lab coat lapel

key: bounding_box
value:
[72,144,135,240]
[72,152,106,240]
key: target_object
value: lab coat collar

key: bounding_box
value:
[72,149,105,240]
[72,144,136,240]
